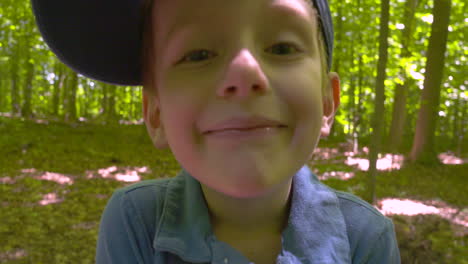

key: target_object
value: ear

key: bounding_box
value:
[143,90,169,149]
[320,72,340,138]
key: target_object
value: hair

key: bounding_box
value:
[141,0,330,97]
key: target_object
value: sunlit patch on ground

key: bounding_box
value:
[33,119,48,124]
[345,154,405,171]
[0,112,49,124]
[312,145,367,161]
[0,176,15,184]
[376,198,468,229]
[39,192,64,205]
[439,152,467,164]
[312,147,341,160]
[119,119,144,125]
[86,166,152,182]
[0,249,27,262]
[312,147,405,180]
[0,112,16,118]
[14,166,152,184]
[37,172,73,185]
[313,147,467,171]
[318,171,356,180]
[18,168,75,185]
[344,146,370,157]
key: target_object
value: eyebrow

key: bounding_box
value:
[269,1,317,25]
[267,2,318,36]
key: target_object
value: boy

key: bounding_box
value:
[32,0,401,263]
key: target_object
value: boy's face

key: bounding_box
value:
[143,0,340,198]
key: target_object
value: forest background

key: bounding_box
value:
[0,0,467,263]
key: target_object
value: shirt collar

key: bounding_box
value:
[277,165,351,263]
[153,165,351,263]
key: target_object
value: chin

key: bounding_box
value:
[221,186,270,199]
[223,176,285,198]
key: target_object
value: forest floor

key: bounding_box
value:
[1,116,467,264]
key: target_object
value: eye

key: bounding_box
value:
[266,42,302,55]
[178,42,302,64]
[179,49,216,63]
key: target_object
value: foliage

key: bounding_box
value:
[328,0,466,151]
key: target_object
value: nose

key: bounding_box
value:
[216,49,269,99]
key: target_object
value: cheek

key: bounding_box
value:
[158,91,206,162]
[274,68,323,119]
[273,67,323,156]
[160,97,198,142]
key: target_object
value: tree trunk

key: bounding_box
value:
[388,82,408,151]
[82,78,90,118]
[333,4,343,76]
[388,0,419,153]
[409,0,451,164]
[352,0,364,153]
[352,55,364,153]
[21,37,34,118]
[62,68,70,121]
[108,84,117,121]
[356,63,364,142]
[366,0,390,204]
[456,98,466,157]
[52,60,64,116]
[328,1,343,139]
[102,83,108,118]
[348,35,356,140]
[10,38,20,115]
[348,67,356,141]
[451,87,465,156]
[67,71,78,122]
[131,86,136,120]
[452,88,465,157]
[0,80,4,112]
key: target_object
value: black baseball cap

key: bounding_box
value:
[31,0,334,86]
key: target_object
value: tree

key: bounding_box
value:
[101,83,117,122]
[409,0,452,164]
[366,0,390,204]
[9,9,21,116]
[387,0,420,153]
[51,60,65,116]
[67,70,78,122]
[21,23,35,118]
[452,88,466,156]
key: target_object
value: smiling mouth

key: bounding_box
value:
[202,115,288,135]
[205,125,287,134]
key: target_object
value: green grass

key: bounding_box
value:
[1,116,466,263]
[0,117,182,263]
[318,163,468,208]
[0,117,181,176]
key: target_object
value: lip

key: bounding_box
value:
[203,115,287,134]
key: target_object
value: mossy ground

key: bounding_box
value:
[1,117,466,263]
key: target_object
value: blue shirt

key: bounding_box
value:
[96,165,401,263]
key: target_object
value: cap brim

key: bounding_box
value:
[32,0,144,86]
